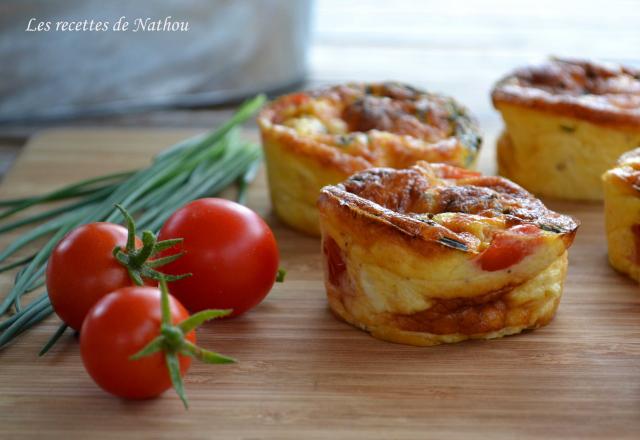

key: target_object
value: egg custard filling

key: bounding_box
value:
[258,82,481,235]
[603,148,640,282]
[318,161,579,346]
[492,58,640,200]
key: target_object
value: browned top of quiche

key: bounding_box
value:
[319,161,578,268]
[606,147,640,192]
[492,58,640,126]
[258,82,482,173]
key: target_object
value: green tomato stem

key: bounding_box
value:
[129,336,163,360]
[159,278,172,326]
[134,231,157,266]
[129,278,235,409]
[178,309,232,333]
[165,351,188,409]
[114,204,137,252]
[111,205,190,285]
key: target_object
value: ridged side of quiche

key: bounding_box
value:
[317,161,579,346]
[603,148,640,282]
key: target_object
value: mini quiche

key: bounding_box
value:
[258,82,482,235]
[317,161,579,346]
[603,148,640,282]
[492,58,640,201]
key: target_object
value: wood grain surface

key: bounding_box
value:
[0,128,639,440]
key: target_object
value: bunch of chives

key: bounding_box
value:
[0,95,266,350]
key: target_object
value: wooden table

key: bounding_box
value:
[0,125,638,439]
[1,2,640,438]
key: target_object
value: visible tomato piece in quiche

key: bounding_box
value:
[476,224,542,272]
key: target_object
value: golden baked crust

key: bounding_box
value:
[492,59,640,200]
[492,58,640,200]
[603,148,640,282]
[318,161,579,346]
[492,58,640,126]
[607,148,640,190]
[259,82,482,235]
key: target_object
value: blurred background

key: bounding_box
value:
[1,0,639,176]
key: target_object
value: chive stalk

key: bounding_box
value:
[0,94,266,350]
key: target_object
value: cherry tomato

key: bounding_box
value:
[80,286,194,400]
[157,198,279,316]
[46,222,143,331]
[476,224,541,272]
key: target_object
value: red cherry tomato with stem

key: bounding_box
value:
[80,281,234,406]
[80,286,192,400]
[46,205,190,331]
[158,198,280,316]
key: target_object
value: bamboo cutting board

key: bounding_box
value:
[0,128,639,440]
